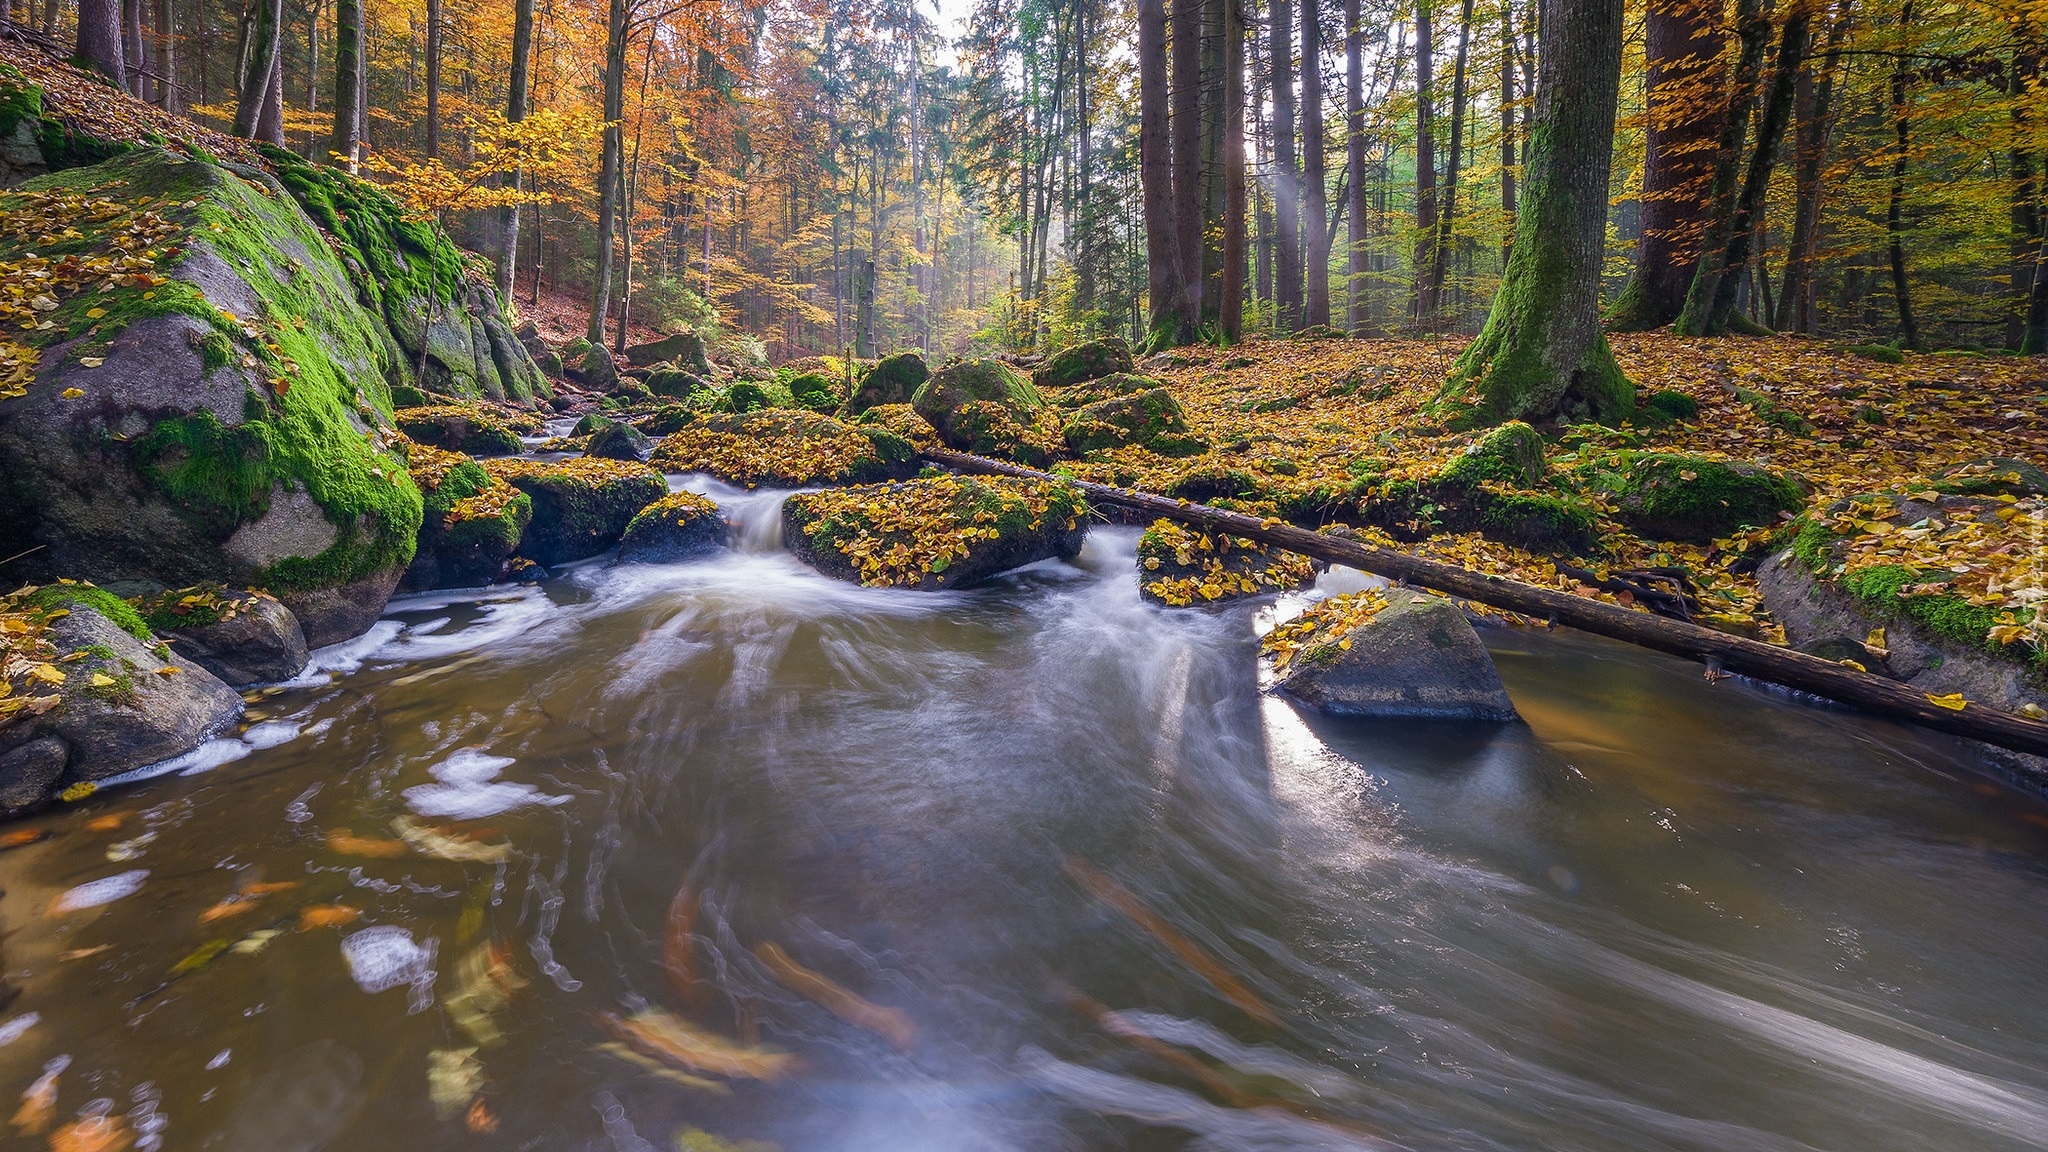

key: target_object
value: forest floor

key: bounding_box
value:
[1056,333,2048,668]
[517,281,668,351]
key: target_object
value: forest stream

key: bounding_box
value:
[5,480,2048,1152]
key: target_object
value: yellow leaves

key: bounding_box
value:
[59,387,83,398]
[1926,693,1969,711]
[88,672,115,689]
[75,358,103,369]
[298,903,363,930]
[27,664,65,685]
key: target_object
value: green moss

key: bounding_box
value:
[0,65,44,136]
[788,371,841,413]
[1843,342,1905,364]
[25,583,153,641]
[1439,422,1547,488]
[1612,453,1805,541]
[1643,390,1700,422]
[1842,564,2003,653]
[847,352,930,415]
[131,583,238,632]
[1478,491,1598,552]
[1033,336,1134,389]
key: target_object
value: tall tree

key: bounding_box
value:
[1670,0,1772,335]
[1345,0,1369,333]
[1170,0,1204,333]
[1885,0,1917,349]
[1408,0,1435,327]
[1777,9,1846,333]
[1420,0,1473,321]
[231,0,280,140]
[76,0,127,88]
[498,0,535,299]
[1607,0,1725,330]
[424,0,443,160]
[1301,0,1330,327]
[587,0,628,342]
[1138,0,1187,344]
[331,0,364,171]
[1219,0,1247,340]
[1271,0,1302,328]
[1440,0,1631,425]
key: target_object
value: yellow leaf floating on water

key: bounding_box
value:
[298,904,361,930]
[597,1008,800,1081]
[11,1059,60,1135]
[753,941,919,1052]
[1926,693,1968,711]
[390,815,512,863]
[323,828,409,859]
[50,1112,133,1152]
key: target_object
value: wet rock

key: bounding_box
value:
[280,568,409,649]
[395,404,526,457]
[1933,457,2048,499]
[646,367,711,400]
[1358,424,1598,555]
[846,352,928,416]
[0,736,69,814]
[1033,336,1135,390]
[483,457,666,565]
[584,418,653,463]
[784,475,1087,590]
[1277,594,1519,721]
[626,331,711,372]
[650,410,919,489]
[135,586,309,686]
[617,492,729,563]
[911,359,1052,460]
[401,444,533,590]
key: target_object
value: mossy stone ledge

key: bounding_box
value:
[482,456,665,566]
[783,475,1088,590]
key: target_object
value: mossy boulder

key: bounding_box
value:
[482,457,664,566]
[846,352,929,415]
[0,583,242,816]
[1273,593,1519,721]
[646,366,710,400]
[912,359,1049,454]
[1032,335,1135,390]
[571,342,621,392]
[1063,387,1189,453]
[1053,371,1163,410]
[584,418,653,463]
[616,492,729,563]
[1137,520,1315,606]
[1932,457,2048,499]
[626,331,711,372]
[649,410,920,489]
[395,404,525,456]
[1438,422,1548,488]
[786,371,842,413]
[402,444,533,589]
[784,475,1088,590]
[1611,453,1805,543]
[0,149,423,646]
[132,584,308,686]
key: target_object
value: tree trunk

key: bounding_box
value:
[1702,8,1806,334]
[1441,0,1630,426]
[331,0,363,170]
[1138,0,1186,346]
[1170,0,1204,335]
[424,0,442,159]
[1498,6,1515,270]
[1424,0,1473,321]
[1777,12,1845,334]
[121,0,143,96]
[1271,0,1301,329]
[1219,0,1247,341]
[257,45,284,144]
[1074,0,1095,328]
[154,0,176,110]
[587,0,627,343]
[1886,2,1918,350]
[1301,0,1330,328]
[232,0,280,139]
[76,0,128,89]
[497,0,533,301]
[1671,0,1770,336]
[1607,0,1725,330]
[2024,228,2048,354]
[1346,0,1369,333]
[1409,0,1436,328]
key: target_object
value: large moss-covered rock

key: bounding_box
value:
[1356,423,1597,554]
[0,583,242,815]
[616,492,728,563]
[0,149,423,645]
[132,584,308,686]
[846,352,929,415]
[1033,336,1134,390]
[912,359,1048,453]
[483,456,665,565]
[649,409,919,488]
[402,444,533,589]
[1063,387,1189,453]
[786,371,842,413]
[394,404,525,456]
[1136,520,1315,606]
[1610,453,1805,542]
[1271,592,1519,721]
[784,475,1088,590]
[583,417,653,462]
[625,331,711,372]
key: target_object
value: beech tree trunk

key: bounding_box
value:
[1170,0,1204,336]
[1441,0,1630,427]
[76,0,128,89]
[498,0,534,300]
[1886,6,1918,350]
[1778,13,1845,334]
[232,0,281,140]
[1301,0,1330,328]
[1409,0,1435,328]
[1219,0,1247,341]
[1271,0,1301,329]
[1345,0,1369,333]
[1423,0,1474,321]
[425,0,443,159]
[121,0,143,96]
[1498,7,1515,270]
[1700,9,1807,334]
[1608,0,1725,330]
[154,0,176,110]
[331,0,363,170]
[587,0,628,343]
[1138,0,1186,345]
[1671,0,1770,336]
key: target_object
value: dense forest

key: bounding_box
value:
[16,0,2045,361]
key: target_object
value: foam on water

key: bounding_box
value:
[49,869,150,913]
[402,748,568,819]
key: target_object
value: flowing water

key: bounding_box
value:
[5,480,2048,1151]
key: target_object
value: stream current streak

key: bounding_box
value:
[4,478,2048,1151]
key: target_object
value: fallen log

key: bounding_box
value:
[923,447,2048,761]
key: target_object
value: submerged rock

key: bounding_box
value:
[616,492,729,563]
[649,409,919,488]
[483,456,665,565]
[784,475,1087,590]
[583,418,653,462]
[1274,593,1518,721]
[133,585,309,686]
[0,583,242,815]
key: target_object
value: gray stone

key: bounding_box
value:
[38,603,242,785]
[584,419,653,462]
[0,736,69,815]
[157,593,310,687]
[1277,594,1519,721]
[625,331,711,371]
[280,567,407,650]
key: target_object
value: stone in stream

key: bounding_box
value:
[582,417,654,463]
[0,584,242,816]
[616,492,729,563]
[394,404,527,457]
[649,409,920,489]
[783,475,1088,590]
[403,445,534,590]
[131,585,310,686]
[482,457,667,566]
[911,359,1058,465]
[1276,593,1519,721]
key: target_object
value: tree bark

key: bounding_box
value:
[1607,0,1726,331]
[1441,0,1630,426]
[1886,5,1918,350]
[425,0,442,159]
[232,0,280,140]
[1423,0,1473,322]
[1139,0,1187,346]
[1497,6,1515,271]
[1346,0,1369,333]
[331,0,363,170]
[257,44,284,144]
[1409,0,1435,328]
[76,0,127,89]
[1671,0,1770,335]
[1170,0,1205,336]
[121,0,143,96]
[1777,11,1845,334]
[587,0,628,343]
[499,0,534,300]
[1301,0,1330,328]
[1271,0,1302,329]
[154,0,176,110]
[926,446,2048,764]
[1702,8,1806,334]
[1220,0,1247,341]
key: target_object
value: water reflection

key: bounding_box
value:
[1,511,2047,1151]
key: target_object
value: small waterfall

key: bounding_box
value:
[669,472,792,553]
